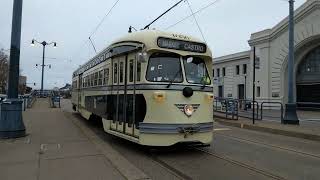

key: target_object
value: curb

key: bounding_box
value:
[65,112,151,180]
[215,118,320,142]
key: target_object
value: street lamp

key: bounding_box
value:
[31,39,57,97]
[284,0,299,124]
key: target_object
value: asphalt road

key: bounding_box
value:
[61,99,320,180]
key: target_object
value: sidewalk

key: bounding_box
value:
[0,98,149,180]
[214,112,320,142]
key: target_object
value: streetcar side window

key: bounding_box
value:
[94,72,98,86]
[88,75,90,87]
[114,63,118,83]
[104,68,109,85]
[98,70,103,86]
[129,59,134,82]
[86,76,89,87]
[137,61,141,82]
[91,74,94,87]
[120,61,124,83]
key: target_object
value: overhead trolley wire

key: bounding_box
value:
[165,0,221,30]
[71,0,121,65]
[185,0,207,42]
[143,0,184,30]
[88,0,121,38]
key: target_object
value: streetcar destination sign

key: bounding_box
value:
[157,37,206,53]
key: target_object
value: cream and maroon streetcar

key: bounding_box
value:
[72,30,214,146]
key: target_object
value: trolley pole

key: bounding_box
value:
[284,0,299,124]
[0,0,26,138]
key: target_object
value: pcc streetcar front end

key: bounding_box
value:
[138,41,214,146]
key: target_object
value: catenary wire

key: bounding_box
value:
[165,0,221,30]
[88,0,121,38]
[71,0,120,63]
[185,0,207,43]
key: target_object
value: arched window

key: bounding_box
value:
[296,46,320,84]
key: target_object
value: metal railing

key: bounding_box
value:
[0,92,37,110]
[49,91,61,108]
[235,99,259,120]
[260,102,284,123]
[213,98,239,120]
[214,97,286,123]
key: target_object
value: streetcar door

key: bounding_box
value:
[110,59,118,131]
[111,56,127,133]
[124,54,135,136]
[78,74,83,109]
[117,56,127,133]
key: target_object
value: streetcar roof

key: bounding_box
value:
[111,29,212,56]
[73,30,212,76]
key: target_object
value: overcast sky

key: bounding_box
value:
[0,0,305,89]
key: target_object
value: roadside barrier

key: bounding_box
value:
[213,98,238,120]
[235,99,259,120]
[49,91,61,108]
[260,101,284,123]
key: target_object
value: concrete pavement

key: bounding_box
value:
[0,98,150,180]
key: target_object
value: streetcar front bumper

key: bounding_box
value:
[138,122,213,146]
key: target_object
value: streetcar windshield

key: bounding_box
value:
[183,56,211,85]
[146,53,183,82]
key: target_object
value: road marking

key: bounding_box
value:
[213,128,231,131]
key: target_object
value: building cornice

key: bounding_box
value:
[213,50,250,64]
[249,0,320,46]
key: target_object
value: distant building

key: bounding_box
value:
[18,76,27,95]
[60,83,71,91]
[213,0,320,107]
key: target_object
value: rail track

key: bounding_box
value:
[194,147,287,180]
[147,152,194,180]
[72,112,291,180]
[215,132,320,159]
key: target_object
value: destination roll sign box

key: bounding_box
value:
[157,37,207,53]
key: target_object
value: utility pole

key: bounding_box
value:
[252,47,256,124]
[0,0,26,138]
[41,43,45,93]
[284,0,299,124]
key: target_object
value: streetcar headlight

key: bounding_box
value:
[153,91,166,102]
[205,93,214,102]
[184,104,194,117]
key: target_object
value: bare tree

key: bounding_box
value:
[0,49,9,94]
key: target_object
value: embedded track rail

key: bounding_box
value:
[147,152,194,180]
[215,132,320,159]
[194,147,287,180]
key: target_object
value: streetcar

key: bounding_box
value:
[71,30,214,146]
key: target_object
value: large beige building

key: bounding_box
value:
[213,0,320,107]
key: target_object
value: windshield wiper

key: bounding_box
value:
[167,68,182,88]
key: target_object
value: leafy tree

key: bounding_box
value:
[0,49,9,94]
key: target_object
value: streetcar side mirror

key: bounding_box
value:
[137,52,147,63]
